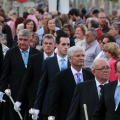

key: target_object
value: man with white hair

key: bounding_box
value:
[67,58,110,120]
[49,46,94,120]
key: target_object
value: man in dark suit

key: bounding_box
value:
[14,34,56,120]
[92,60,120,120]
[49,46,94,120]
[0,29,40,120]
[32,32,70,120]
[67,58,110,120]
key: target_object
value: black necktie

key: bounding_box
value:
[99,85,104,99]
[46,56,51,60]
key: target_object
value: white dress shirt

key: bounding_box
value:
[95,78,108,98]
[114,80,120,109]
[44,52,54,60]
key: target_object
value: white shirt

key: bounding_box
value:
[57,54,68,70]
[95,78,108,98]
[44,52,54,60]
[71,66,83,84]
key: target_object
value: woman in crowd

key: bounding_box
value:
[42,18,56,37]
[59,14,69,25]
[7,9,18,38]
[0,12,13,48]
[13,23,24,46]
[62,24,75,46]
[103,42,120,82]
[74,24,87,47]
[24,19,39,48]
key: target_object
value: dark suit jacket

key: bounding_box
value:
[0,46,40,100]
[0,43,3,78]
[17,52,44,108]
[34,56,70,115]
[67,79,100,120]
[92,80,120,120]
[50,68,94,120]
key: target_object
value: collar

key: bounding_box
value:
[44,52,54,59]
[117,80,120,87]
[20,47,30,52]
[71,66,82,75]
[57,54,67,62]
[95,77,108,88]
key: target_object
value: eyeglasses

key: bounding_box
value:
[95,66,111,71]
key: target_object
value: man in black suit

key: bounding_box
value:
[0,29,40,120]
[14,34,56,120]
[49,46,94,120]
[32,32,70,120]
[67,58,110,120]
[92,60,120,120]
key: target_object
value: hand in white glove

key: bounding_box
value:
[29,109,39,120]
[0,92,4,102]
[14,101,22,112]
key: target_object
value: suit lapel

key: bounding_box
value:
[66,68,76,90]
[67,60,71,68]
[54,56,60,71]
[29,47,34,59]
[90,79,99,102]
[14,47,25,68]
[110,81,117,112]
[82,69,89,81]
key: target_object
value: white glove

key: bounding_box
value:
[14,101,22,112]
[0,92,4,102]
[29,109,39,120]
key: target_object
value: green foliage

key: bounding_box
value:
[109,0,118,2]
[104,0,118,2]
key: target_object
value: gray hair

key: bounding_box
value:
[17,23,24,29]
[42,13,52,20]
[17,29,32,39]
[86,17,92,24]
[42,34,56,43]
[67,46,85,57]
[87,28,97,37]
[112,22,120,31]
[90,58,108,71]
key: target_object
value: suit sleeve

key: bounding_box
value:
[34,60,48,109]
[0,50,11,92]
[92,87,106,120]
[0,43,3,77]
[49,73,62,119]
[17,56,33,102]
[67,84,80,120]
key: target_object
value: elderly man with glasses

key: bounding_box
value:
[67,58,110,120]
